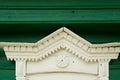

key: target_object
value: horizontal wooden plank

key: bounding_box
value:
[0,9,120,23]
[0,0,120,9]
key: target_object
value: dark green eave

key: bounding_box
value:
[0,24,119,43]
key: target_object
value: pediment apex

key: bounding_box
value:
[35,27,92,46]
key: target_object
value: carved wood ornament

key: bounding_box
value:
[0,27,120,80]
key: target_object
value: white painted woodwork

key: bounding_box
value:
[1,27,120,80]
[16,60,26,80]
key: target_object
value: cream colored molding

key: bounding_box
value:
[1,27,120,62]
[0,27,120,80]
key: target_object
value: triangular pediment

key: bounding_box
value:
[2,27,120,62]
[35,27,92,47]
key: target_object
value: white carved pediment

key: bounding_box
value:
[0,27,120,80]
[3,27,120,62]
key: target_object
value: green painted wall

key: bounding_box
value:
[110,53,120,80]
[0,49,15,80]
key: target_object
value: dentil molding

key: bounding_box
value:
[0,27,120,80]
